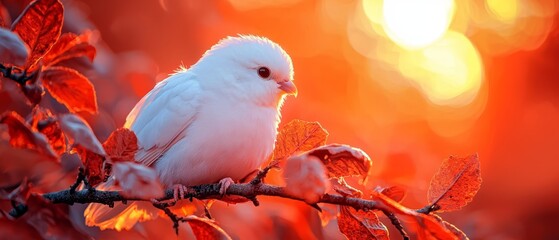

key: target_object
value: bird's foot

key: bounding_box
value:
[172,184,189,202]
[218,177,234,196]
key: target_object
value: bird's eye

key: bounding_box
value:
[258,67,271,79]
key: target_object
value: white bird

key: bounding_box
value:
[84,35,296,230]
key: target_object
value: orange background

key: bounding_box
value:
[3,0,558,239]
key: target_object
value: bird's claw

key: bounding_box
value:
[172,184,188,202]
[218,177,234,197]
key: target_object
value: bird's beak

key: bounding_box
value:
[278,81,298,96]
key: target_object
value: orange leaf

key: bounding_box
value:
[307,144,371,179]
[428,154,482,212]
[332,177,363,197]
[372,192,459,240]
[58,113,105,156]
[184,215,232,240]
[338,206,389,240]
[102,128,138,163]
[273,119,328,162]
[431,214,469,240]
[75,146,105,186]
[42,66,98,114]
[42,32,96,67]
[378,186,406,203]
[0,111,57,159]
[11,0,63,68]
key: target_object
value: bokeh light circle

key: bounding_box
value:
[397,31,484,106]
[382,0,455,49]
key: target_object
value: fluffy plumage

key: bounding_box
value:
[84,35,296,230]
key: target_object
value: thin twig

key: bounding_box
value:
[69,168,87,193]
[249,160,279,185]
[383,210,409,240]
[152,201,181,235]
[416,204,440,214]
[0,63,37,85]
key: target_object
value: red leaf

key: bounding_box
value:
[307,144,371,179]
[58,113,105,156]
[0,28,29,66]
[22,194,90,240]
[0,218,42,239]
[372,192,459,239]
[338,206,389,240]
[102,128,138,163]
[0,3,11,28]
[0,111,57,159]
[11,0,63,68]
[75,146,106,186]
[0,144,62,189]
[377,186,406,203]
[431,214,469,240]
[42,31,96,67]
[428,154,482,212]
[42,66,98,114]
[31,108,66,155]
[273,119,328,162]
[184,215,232,240]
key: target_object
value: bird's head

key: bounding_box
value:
[192,35,297,108]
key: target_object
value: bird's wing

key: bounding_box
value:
[124,71,202,167]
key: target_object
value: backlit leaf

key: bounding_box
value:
[184,215,232,240]
[377,186,406,203]
[338,206,389,240]
[0,111,57,159]
[75,146,105,186]
[11,0,63,68]
[273,119,328,162]
[42,66,98,114]
[372,192,458,240]
[31,108,66,155]
[58,113,105,156]
[432,214,469,240]
[103,128,138,163]
[307,144,371,179]
[428,154,482,212]
[42,31,96,67]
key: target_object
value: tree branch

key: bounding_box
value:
[42,182,381,211]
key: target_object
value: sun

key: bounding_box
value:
[382,0,455,49]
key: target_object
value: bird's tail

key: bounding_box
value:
[84,179,159,231]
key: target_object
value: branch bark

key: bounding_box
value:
[42,182,379,211]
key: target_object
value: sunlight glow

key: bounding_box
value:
[382,0,455,49]
[485,0,518,23]
[397,31,483,106]
[227,0,301,11]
